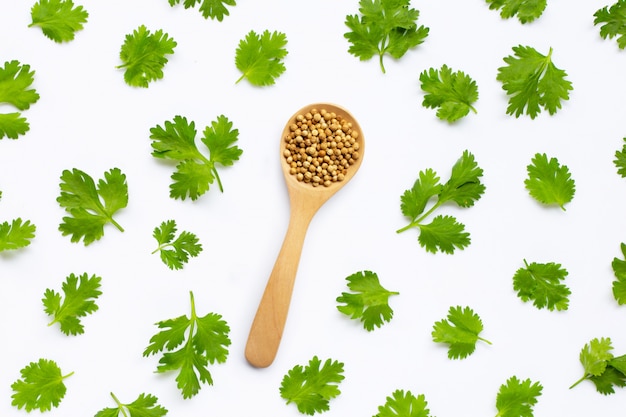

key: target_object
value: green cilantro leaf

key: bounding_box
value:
[594,0,626,49]
[235,30,288,86]
[152,220,203,270]
[570,337,616,391]
[336,270,399,331]
[168,0,236,21]
[589,365,626,395]
[524,153,575,210]
[143,291,231,399]
[419,64,478,122]
[280,356,345,415]
[486,0,547,24]
[0,113,30,139]
[432,305,491,359]
[42,272,102,335]
[95,392,168,417]
[117,25,177,88]
[57,167,128,245]
[512,259,570,311]
[496,45,573,118]
[0,218,36,251]
[0,60,40,139]
[344,0,429,74]
[375,389,432,417]
[29,0,88,43]
[615,137,626,177]
[11,358,74,412]
[495,376,543,417]
[612,242,626,304]
[396,150,485,254]
[149,115,243,200]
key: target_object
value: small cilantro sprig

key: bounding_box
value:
[235,30,288,86]
[0,218,36,252]
[419,64,478,122]
[612,243,626,305]
[95,392,168,417]
[336,270,399,331]
[143,291,231,399]
[497,45,572,119]
[495,376,543,417]
[57,167,128,245]
[570,337,626,394]
[396,150,485,254]
[374,389,433,417]
[615,137,626,177]
[431,305,491,359]
[524,153,575,210]
[0,60,40,139]
[152,220,202,270]
[280,356,345,415]
[149,115,243,200]
[117,25,177,88]
[43,272,102,335]
[512,260,571,311]
[485,0,547,24]
[168,0,236,21]
[29,0,88,43]
[11,358,74,412]
[594,0,626,49]
[344,0,429,74]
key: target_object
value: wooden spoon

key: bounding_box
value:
[245,103,364,368]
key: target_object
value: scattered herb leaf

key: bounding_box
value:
[280,356,345,415]
[117,25,177,87]
[496,45,572,118]
[485,0,547,24]
[615,137,626,177]
[0,60,40,139]
[0,218,36,251]
[419,64,478,122]
[396,150,485,254]
[344,0,429,74]
[143,291,231,399]
[235,29,288,86]
[524,153,575,210]
[29,0,88,43]
[168,0,235,21]
[57,167,128,245]
[11,358,74,412]
[95,392,168,417]
[512,259,570,311]
[594,0,626,49]
[43,272,102,335]
[152,219,203,270]
[570,337,626,394]
[432,305,491,359]
[612,242,626,305]
[375,389,432,417]
[495,376,543,417]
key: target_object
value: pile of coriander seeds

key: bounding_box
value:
[282,107,360,187]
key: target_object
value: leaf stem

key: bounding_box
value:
[396,201,442,234]
[110,392,129,417]
[569,374,587,389]
[109,218,124,232]
[478,336,492,345]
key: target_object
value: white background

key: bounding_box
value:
[1,0,626,415]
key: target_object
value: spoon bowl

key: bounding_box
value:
[245,103,364,368]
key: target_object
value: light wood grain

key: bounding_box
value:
[245,103,364,368]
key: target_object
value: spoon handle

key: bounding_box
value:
[245,205,315,368]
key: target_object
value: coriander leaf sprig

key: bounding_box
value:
[615,137,626,178]
[152,220,203,270]
[486,0,547,24]
[29,0,89,43]
[11,358,74,412]
[513,260,571,311]
[495,376,543,417]
[0,60,40,139]
[419,64,479,122]
[612,243,626,305]
[570,337,626,394]
[524,153,575,210]
[235,30,288,86]
[431,305,491,359]
[0,218,36,251]
[594,0,626,49]
[95,392,168,417]
[396,150,485,254]
[375,389,433,417]
[168,0,236,21]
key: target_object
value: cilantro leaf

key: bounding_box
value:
[396,150,485,254]
[57,167,128,245]
[589,365,626,395]
[486,0,547,24]
[615,137,626,177]
[143,291,231,399]
[432,305,491,359]
[149,115,243,200]
[0,113,30,139]
[117,25,177,88]
[168,0,236,21]
[524,153,575,210]
[11,358,74,412]
[594,0,626,49]
[344,0,429,73]
[42,272,102,335]
[152,220,203,270]
[0,218,36,251]
[495,376,543,417]
[280,356,345,415]
[235,30,288,86]
[29,0,88,43]
[95,392,168,417]
[375,389,432,417]
[512,259,571,311]
[419,64,478,122]
[612,242,626,304]
[0,60,40,139]
[336,270,399,331]
[496,45,573,118]
[570,337,617,391]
